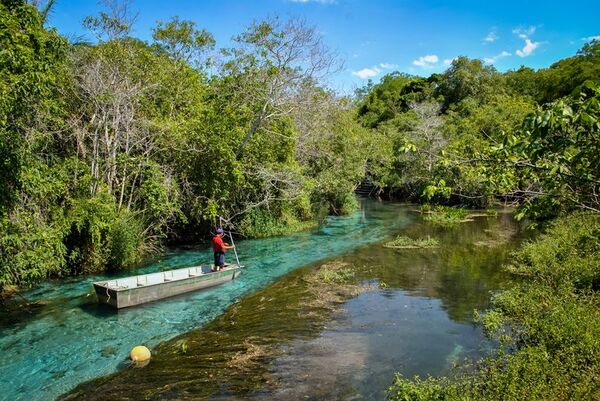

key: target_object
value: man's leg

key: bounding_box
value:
[213,252,220,272]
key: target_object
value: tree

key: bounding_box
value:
[0,0,67,214]
[221,16,342,157]
[436,56,499,109]
[27,0,56,23]
[407,102,445,174]
[152,17,215,66]
[491,83,600,218]
[535,40,600,104]
[82,0,137,41]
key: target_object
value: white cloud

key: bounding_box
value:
[582,35,600,41]
[484,30,498,43]
[413,54,439,67]
[351,62,398,79]
[483,50,511,64]
[512,26,541,57]
[516,39,540,57]
[512,26,536,39]
[352,67,381,79]
[443,57,457,65]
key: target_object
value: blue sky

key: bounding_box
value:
[47,0,600,92]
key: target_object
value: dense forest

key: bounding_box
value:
[0,0,373,290]
[1,0,599,289]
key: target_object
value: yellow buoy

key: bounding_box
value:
[130,345,151,363]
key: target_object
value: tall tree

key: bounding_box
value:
[221,17,341,157]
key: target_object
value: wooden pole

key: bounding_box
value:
[219,216,241,267]
[229,230,241,267]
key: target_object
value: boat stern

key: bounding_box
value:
[93,282,119,308]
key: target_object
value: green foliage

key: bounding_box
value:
[237,206,316,239]
[152,16,215,63]
[357,73,436,128]
[387,213,600,401]
[356,41,599,215]
[0,6,371,290]
[318,268,355,284]
[435,56,500,109]
[494,83,600,219]
[422,205,470,224]
[384,235,439,249]
[0,0,67,214]
[538,40,600,104]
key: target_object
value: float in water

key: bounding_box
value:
[93,264,243,308]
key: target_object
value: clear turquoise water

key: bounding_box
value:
[0,201,413,401]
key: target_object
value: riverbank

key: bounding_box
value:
[388,213,600,400]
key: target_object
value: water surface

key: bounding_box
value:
[60,205,524,400]
[0,201,411,401]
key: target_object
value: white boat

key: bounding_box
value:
[93,264,243,308]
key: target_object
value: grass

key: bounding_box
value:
[384,235,439,249]
[318,267,355,284]
[485,208,499,217]
[421,205,472,225]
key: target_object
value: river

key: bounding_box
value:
[0,201,523,401]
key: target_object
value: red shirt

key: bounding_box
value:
[212,235,226,252]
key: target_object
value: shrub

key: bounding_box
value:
[238,206,316,238]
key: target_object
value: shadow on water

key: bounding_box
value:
[78,301,119,319]
[60,209,527,401]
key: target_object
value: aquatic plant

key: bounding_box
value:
[485,209,499,217]
[384,235,439,249]
[318,268,355,284]
[422,206,471,225]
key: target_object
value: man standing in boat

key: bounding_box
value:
[212,228,235,271]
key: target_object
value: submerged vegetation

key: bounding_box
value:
[61,259,368,400]
[318,265,356,284]
[384,235,439,249]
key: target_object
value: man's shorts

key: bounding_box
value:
[214,252,225,267]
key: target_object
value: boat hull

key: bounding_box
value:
[93,266,241,309]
